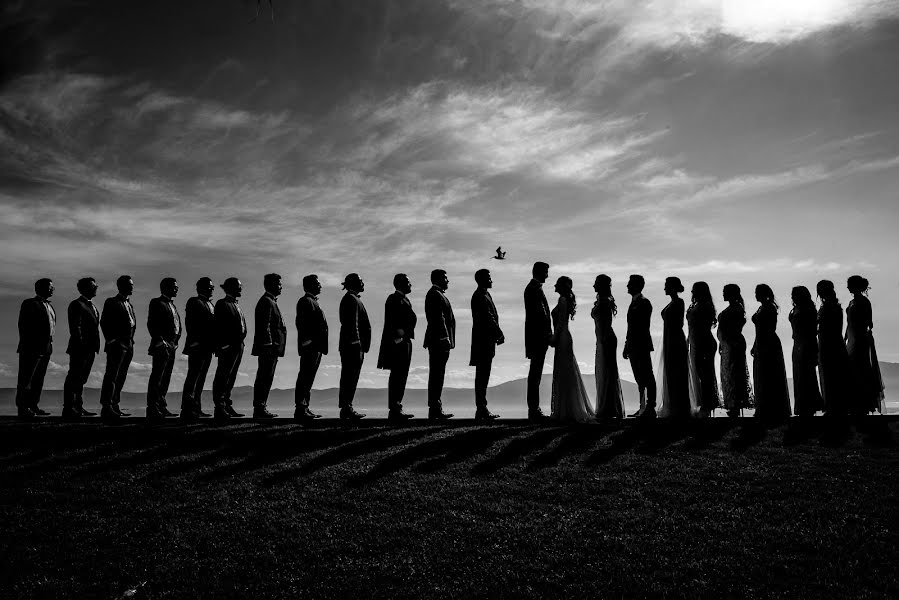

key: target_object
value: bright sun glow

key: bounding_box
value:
[722,0,854,42]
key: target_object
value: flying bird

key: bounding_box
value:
[492,247,507,260]
[249,0,274,23]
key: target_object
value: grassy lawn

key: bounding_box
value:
[0,417,896,599]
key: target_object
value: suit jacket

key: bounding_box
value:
[101,295,136,352]
[214,296,247,353]
[252,293,287,357]
[470,288,503,365]
[66,296,100,355]
[182,296,216,355]
[524,280,552,358]
[147,296,182,354]
[625,295,654,353]
[424,286,455,350]
[296,294,329,355]
[17,297,56,355]
[339,292,371,353]
[377,291,417,369]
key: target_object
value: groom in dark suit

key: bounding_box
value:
[16,278,56,419]
[424,269,455,420]
[99,275,137,421]
[180,277,216,421]
[524,262,552,421]
[251,273,286,419]
[623,274,656,418]
[377,273,416,422]
[146,277,182,421]
[338,273,370,420]
[470,269,503,421]
[63,277,100,419]
[211,277,247,420]
[295,274,326,422]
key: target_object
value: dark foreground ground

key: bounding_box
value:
[0,416,897,599]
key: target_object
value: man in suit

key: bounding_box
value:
[623,274,656,419]
[146,277,182,421]
[377,273,416,422]
[470,269,503,421]
[180,277,216,421]
[62,277,100,419]
[424,269,455,420]
[16,278,56,419]
[99,275,137,422]
[251,273,286,419]
[338,273,370,420]
[295,274,326,422]
[524,261,552,421]
[212,277,247,421]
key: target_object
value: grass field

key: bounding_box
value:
[0,416,896,599]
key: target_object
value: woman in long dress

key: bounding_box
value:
[718,284,752,418]
[751,284,791,422]
[687,281,721,417]
[817,280,851,416]
[658,276,692,418]
[789,286,823,417]
[550,276,594,423]
[591,274,624,421]
[845,275,885,414]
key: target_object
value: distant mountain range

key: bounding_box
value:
[2,363,897,418]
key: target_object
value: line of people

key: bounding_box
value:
[12,264,885,423]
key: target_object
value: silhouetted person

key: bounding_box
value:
[212,278,247,420]
[718,284,752,418]
[295,274,326,422]
[470,269,503,421]
[687,281,721,417]
[846,275,885,414]
[623,274,656,418]
[424,269,455,420]
[816,279,851,417]
[339,273,370,420]
[251,273,286,419]
[62,277,100,420]
[658,276,690,419]
[524,261,552,421]
[99,275,136,422]
[789,286,823,417]
[592,274,624,421]
[16,278,56,419]
[377,273,416,422]
[180,277,216,421]
[145,277,182,421]
[751,284,791,423]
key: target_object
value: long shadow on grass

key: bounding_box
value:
[633,420,692,454]
[526,425,608,470]
[856,417,894,447]
[471,427,567,475]
[350,427,520,486]
[782,418,824,447]
[153,427,383,482]
[680,419,738,451]
[584,426,644,465]
[729,420,768,452]
[261,428,438,487]
[414,425,525,473]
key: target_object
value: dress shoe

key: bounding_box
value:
[225,406,244,418]
[160,407,178,418]
[387,411,414,422]
[32,407,51,416]
[100,408,121,423]
[528,409,547,422]
[253,408,278,420]
[197,409,212,418]
[146,409,167,424]
[112,405,131,417]
[61,409,82,421]
[17,407,35,420]
[428,411,454,421]
[340,408,366,421]
[303,407,322,419]
[79,408,97,417]
[475,410,500,422]
[213,408,231,421]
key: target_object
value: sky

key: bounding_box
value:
[1,0,898,394]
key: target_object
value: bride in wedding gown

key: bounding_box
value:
[550,276,595,423]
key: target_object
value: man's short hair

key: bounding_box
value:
[221,277,240,293]
[628,274,645,293]
[116,275,132,291]
[76,277,96,295]
[35,278,53,294]
[532,262,549,277]
[430,269,447,285]
[393,273,408,289]
[302,274,319,292]
[196,276,213,290]
[263,273,281,289]
[474,269,490,286]
[160,277,177,292]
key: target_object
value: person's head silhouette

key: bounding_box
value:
[342,273,364,294]
[626,274,645,296]
[222,277,242,298]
